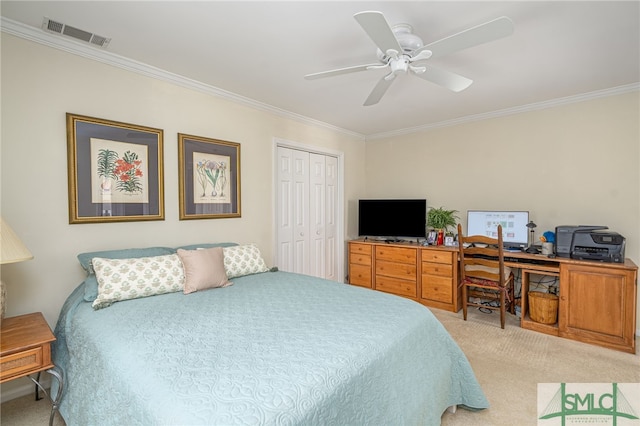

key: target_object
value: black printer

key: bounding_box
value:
[555,225,625,263]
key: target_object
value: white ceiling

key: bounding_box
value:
[2,1,639,138]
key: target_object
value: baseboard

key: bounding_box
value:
[1,375,51,403]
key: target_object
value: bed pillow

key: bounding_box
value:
[91,254,185,310]
[78,247,174,302]
[177,247,232,294]
[223,243,269,278]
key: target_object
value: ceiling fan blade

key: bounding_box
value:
[354,11,403,58]
[363,74,395,106]
[415,16,514,60]
[304,63,382,80]
[414,66,473,92]
[409,49,433,63]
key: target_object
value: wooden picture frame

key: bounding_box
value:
[178,133,241,220]
[66,113,164,224]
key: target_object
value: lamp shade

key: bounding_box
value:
[1,217,33,264]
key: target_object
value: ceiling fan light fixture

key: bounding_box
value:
[390,57,410,75]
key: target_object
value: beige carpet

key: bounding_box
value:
[436,308,639,425]
[1,307,638,426]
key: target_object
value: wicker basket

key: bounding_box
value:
[528,292,559,324]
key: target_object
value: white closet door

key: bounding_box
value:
[276,146,338,280]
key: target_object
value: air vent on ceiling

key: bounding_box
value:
[41,17,111,48]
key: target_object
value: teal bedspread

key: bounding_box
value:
[52,271,488,425]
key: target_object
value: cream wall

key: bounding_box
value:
[0,34,366,368]
[364,92,640,330]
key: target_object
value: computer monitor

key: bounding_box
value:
[466,210,530,249]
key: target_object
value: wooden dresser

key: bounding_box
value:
[348,239,460,312]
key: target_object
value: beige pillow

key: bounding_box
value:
[177,247,232,294]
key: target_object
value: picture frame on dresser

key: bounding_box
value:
[178,133,241,220]
[66,113,164,224]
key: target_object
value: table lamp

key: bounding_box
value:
[525,220,539,254]
[1,217,34,324]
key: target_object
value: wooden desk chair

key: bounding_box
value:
[457,224,515,329]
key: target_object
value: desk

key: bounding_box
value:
[489,250,636,353]
[348,239,637,353]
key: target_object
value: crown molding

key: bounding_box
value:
[3,17,637,142]
[365,82,640,140]
[1,17,364,140]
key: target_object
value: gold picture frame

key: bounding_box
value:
[66,113,164,224]
[178,133,241,220]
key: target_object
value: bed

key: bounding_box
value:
[51,243,488,425]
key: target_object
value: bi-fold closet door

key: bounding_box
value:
[276,146,338,281]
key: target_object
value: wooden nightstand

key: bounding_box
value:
[1,312,64,426]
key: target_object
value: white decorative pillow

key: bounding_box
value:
[92,254,185,309]
[223,243,269,278]
[177,247,232,294]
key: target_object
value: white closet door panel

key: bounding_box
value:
[324,155,338,281]
[276,147,294,271]
[292,150,310,274]
[309,153,326,278]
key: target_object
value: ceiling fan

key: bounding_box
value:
[305,11,514,106]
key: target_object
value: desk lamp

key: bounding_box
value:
[0,217,34,324]
[525,220,539,254]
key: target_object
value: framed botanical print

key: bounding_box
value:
[178,133,241,220]
[66,113,164,223]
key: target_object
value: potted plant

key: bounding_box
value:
[427,206,460,245]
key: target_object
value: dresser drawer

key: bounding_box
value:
[350,252,371,266]
[376,259,416,280]
[0,347,45,381]
[375,247,416,265]
[421,249,453,264]
[349,263,372,288]
[422,261,453,278]
[422,275,453,303]
[350,243,372,256]
[376,275,417,298]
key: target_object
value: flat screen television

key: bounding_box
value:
[358,199,427,239]
[466,210,530,249]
